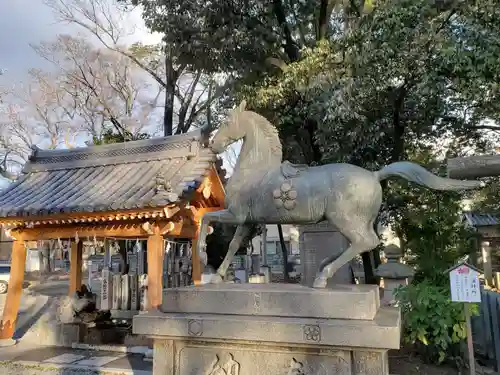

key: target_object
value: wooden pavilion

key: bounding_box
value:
[0,127,225,341]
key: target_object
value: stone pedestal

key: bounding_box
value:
[133,283,400,375]
[299,222,353,286]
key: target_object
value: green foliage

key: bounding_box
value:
[395,281,479,364]
[129,0,500,286]
[386,149,476,284]
[123,0,280,74]
[471,176,500,213]
[88,125,150,146]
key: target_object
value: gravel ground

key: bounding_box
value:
[0,363,133,375]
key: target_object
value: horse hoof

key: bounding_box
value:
[313,277,327,289]
[210,274,224,284]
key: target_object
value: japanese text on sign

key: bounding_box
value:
[449,264,481,303]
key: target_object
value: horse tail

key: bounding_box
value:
[374,161,484,191]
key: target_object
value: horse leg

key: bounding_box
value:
[313,222,380,289]
[211,224,251,283]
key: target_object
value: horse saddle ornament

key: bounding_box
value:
[273,180,298,210]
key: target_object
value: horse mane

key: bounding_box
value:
[243,111,283,159]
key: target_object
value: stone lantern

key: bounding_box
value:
[375,244,414,306]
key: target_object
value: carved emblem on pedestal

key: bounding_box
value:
[253,292,262,313]
[303,324,321,342]
[187,319,203,336]
[273,180,297,210]
[284,357,332,375]
[286,358,306,375]
[207,353,240,375]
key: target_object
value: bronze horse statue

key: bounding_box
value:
[197,101,484,288]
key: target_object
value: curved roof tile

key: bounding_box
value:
[0,128,217,218]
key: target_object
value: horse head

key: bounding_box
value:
[210,100,248,154]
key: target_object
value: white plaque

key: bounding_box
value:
[449,264,481,303]
[121,274,130,311]
[112,274,122,310]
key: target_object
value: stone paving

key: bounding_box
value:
[0,346,152,374]
[0,292,152,375]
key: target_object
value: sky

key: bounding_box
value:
[0,0,60,80]
[0,0,239,178]
[0,0,160,83]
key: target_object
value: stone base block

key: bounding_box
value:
[161,283,380,320]
[134,283,401,375]
[134,308,400,349]
[22,321,84,347]
[150,338,390,375]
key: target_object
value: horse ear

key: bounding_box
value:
[238,100,247,112]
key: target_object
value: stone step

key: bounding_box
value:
[134,307,401,349]
[161,283,380,320]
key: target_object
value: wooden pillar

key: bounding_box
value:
[0,240,27,340]
[191,224,202,286]
[481,240,493,287]
[147,232,164,310]
[69,240,83,295]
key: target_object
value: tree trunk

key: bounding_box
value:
[163,55,176,136]
[277,224,290,283]
[272,0,300,62]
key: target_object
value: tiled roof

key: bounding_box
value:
[0,128,217,218]
[463,212,500,227]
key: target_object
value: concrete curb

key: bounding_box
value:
[0,360,152,375]
[16,295,49,326]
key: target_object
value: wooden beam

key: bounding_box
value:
[187,206,222,220]
[195,166,226,207]
[147,232,164,310]
[191,224,202,286]
[11,220,197,241]
[208,165,226,206]
[0,240,27,340]
[69,240,83,296]
[448,155,500,179]
[0,205,182,225]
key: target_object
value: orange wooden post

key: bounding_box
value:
[147,231,164,310]
[0,240,27,340]
[69,240,83,295]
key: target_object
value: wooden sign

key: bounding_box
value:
[447,261,482,375]
[449,263,481,303]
